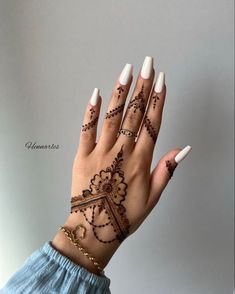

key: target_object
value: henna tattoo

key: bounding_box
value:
[143,116,158,143]
[152,94,160,109]
[105,103,125,119]
[128,85,145,114]
[89,107,96,120]
[117,86,124,99]
[165,160,175,179]
[82,117,98,132]
[71,147,130,244]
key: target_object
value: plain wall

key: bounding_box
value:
[0,1,234,293]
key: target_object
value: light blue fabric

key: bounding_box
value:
[0,242,111,294]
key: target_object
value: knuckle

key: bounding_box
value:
[105,118,118,130]
[135,77,144,90]
[130,159,148,176]
[80,130,96,141]
[126,112,136,124]
[135,82,143,94]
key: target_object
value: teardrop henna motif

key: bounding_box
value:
[152,94,160,109]
[117,86,124,99]
[71,146,130,244]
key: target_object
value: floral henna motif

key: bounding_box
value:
[71,147,130,244]
[128,85,145,114]
[82,117,98,132]
[143,116,158,143]
[105,103,125,119]
[165,160,176,179]
[152,94,160,109]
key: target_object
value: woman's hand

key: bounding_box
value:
[52,56,191,275]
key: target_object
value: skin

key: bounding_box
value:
[52,62,180,275]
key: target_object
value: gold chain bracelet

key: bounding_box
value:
[59,225,104,274]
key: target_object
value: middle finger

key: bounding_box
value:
[117,56,155,149]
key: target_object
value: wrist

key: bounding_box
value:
[52,212,120,275]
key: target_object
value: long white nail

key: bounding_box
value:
[141,56,153,79]
[175,145,192,163]
[154,72,165,93]
[119,64,133,85]
[90,88,100,106]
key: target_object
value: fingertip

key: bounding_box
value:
[89,88,100,106]
[154,72,165,93]
[174,145,192,164]
[158,148,181,166]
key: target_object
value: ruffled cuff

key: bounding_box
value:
[0,241,111,294]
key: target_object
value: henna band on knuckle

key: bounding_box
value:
[118,128,137,138]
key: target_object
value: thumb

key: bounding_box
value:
[147,145,192,210]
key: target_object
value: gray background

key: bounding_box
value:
[0,1,234,293]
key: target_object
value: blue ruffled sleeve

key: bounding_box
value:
[0,242,111,294]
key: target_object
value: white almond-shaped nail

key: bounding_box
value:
[175,145,192,163]
[90,88,100,106]
[154,72,165,93]
[141,56,153,79]
[119,63,133,85]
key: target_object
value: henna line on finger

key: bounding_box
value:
[165,160,175,179]
[105,103,125,119]
[89,107,96,120]
[143,116,158,143]
[152,94,160,109]
[117,86,124,99]
[82,117,98,132]
[128,85,145,114]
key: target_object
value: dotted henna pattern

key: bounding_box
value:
[165,160,175,179]
[143,116,158,143]
[128,85,145,114]
[82,117,98,132]
[152,94,160,109]
[105,103,125,119]
[117,86,124,99]
[71,147,130,244]
[89,107,96,120]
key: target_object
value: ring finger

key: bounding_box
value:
[136,72,166,158]
[98,64,133,151]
